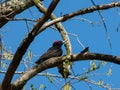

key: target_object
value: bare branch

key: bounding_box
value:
[70,17,99,25]
[0,1,120,28]
[33,2,72,55]
[68,33,85,49]
[2,0,60,89]
[90,0,112,48]
[35,2,120,54]
[0,0,34,28]
[12,52,120,89]
[40,2,120,29]
[3,17,37,22]
[1,1,120,89]
[33,1,73,78]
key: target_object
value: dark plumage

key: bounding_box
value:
[35,40,63,64]
[35,40,71,78]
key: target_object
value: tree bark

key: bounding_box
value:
[12,52,120,89]
[1,1,120,90]
[0,0,34,28]
[1,0,60,90]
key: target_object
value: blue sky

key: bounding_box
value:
[1,0,120,90]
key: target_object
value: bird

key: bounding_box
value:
[35,40,63,64]
[35,40,71,78]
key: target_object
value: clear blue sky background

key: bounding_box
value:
[1,0,120,90]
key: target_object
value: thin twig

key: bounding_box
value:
[90,0,112,48]
[68,33,85,49]
[70,17,99,25]
[5,17,37,22]
[39,2,120,34]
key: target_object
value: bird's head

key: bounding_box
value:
[53,40,63,47]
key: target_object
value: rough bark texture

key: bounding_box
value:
[0,0,33,28]
[2,0,60,90]
[1,0,120,90]
[12,52,120,89]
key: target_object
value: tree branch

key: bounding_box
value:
[40,2,120,28]
[33,1,72,55]
[1,1,120,89]
[0,0,34,28]
[12,52,120,89]
[32,1,120,58]
[2,0,60,90]
[33,1,73,78]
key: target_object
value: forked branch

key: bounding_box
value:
[2,0,60,90]
[12,51,120,89]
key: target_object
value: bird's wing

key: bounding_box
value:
[40,47,62,60]
[36,47,62,64]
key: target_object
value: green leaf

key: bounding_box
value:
[96,64,100,69]
[107,66,112,76]
[79,75,88,81]
[3,50,13,60]
[47,76,54,83]
[62,55,72,78]
[28,49,32,61]
[63,83,71,90]
[102,61,107,66]
[39,84,46,90]
[90,63,96,71]
[90,60,93,65]
[98,80,103,86]
[3,62,7,69]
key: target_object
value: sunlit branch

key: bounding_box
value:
[40,2,120,32]
[12,52,120,89]
[2,0,60,89]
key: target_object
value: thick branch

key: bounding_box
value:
[1,1,120,28]
[33,3,73,78]
[61,2,120,21]
[33,2,72,55]
[2,0,60,90]
[40,2,120,28]
[35,2,120,55]
[73,52,120,64]
[1,1,120,89]
[0,0,34,28]
[12,52,120,89]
